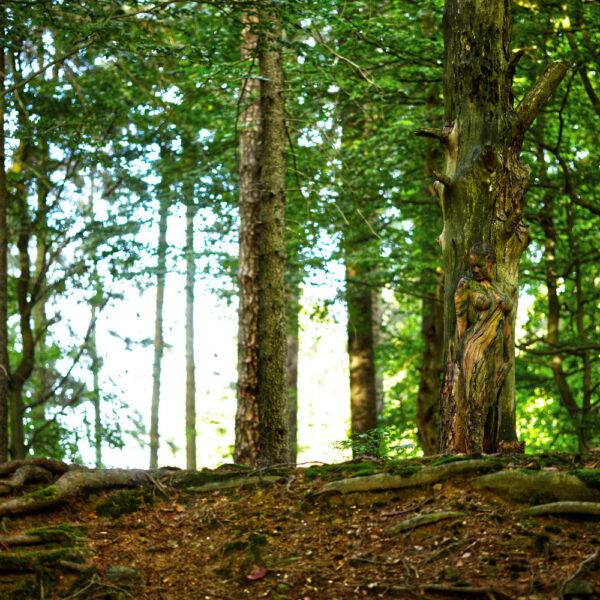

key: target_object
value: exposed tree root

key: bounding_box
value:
[187,474,283,492]
[472,470,600,503]
[516,501,600,517]
[317,459,503,495]
[388,511,466,535]
[0,468,152,517]
[0,465,55,495]
[362,582,515,599]
[0,548,92,572]
[0,458,71,478]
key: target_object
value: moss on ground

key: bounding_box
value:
[24,486,58,501]
[571,469,600,491]
[95,489,153,519]
[25,524,87,544]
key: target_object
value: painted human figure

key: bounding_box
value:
[454,242,513,453]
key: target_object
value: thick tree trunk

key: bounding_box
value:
[0,39,8,462]
[427,0,568,453]
[256,2,288,465]
[184,198,197,470]
[234,9,262,466]
[149,194,168,469]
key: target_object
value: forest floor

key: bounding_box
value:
[0,453,599,599]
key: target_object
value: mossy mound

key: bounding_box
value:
[95,489,153,519]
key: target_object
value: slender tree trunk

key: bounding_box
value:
[90,302,102,467]
[286,280,300,464]
[428,0,568,453]
[149,193,169,469]
[235,9,261,465]
[256,1,288,465]
[184,198,197,470]
[0,39,8,462]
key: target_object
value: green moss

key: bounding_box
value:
[571,469,600,490]
[95,489,152,519]
[0,548,86,571]
[430,455,474,467]
[24,485,58,501]
[170,470,242,489]
[302,464,379,481]
[387,464,423,477]
[25,524,87,544]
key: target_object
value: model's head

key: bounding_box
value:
[468,241,496,282]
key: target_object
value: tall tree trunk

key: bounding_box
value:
[90,302,102,467]
[286,279,300,464]
[345,257,377,454]
[426,0,568,453]
[184,197,197,470]
[149,193,169,469]
[10,138,34,460]
[255,1,288,465]
[416,88,444,456]
[0,38,8,462]
[234,9,261,465]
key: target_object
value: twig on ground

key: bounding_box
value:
[558,546,600,599]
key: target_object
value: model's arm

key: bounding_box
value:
[455,278,469,342]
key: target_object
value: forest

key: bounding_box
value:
[1,0,598,467]
[0,1,600,597]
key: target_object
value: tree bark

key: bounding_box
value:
[184,194,197,470]
[432,0,569,453]
[149,190,169,469]
[416,87,444,456]
[346,257,377,453]
[0,38,9,462]
[234,9,262,466]
[256,1,288,465]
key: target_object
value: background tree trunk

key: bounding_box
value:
[256,1,288,465]
[0,38,9,462]
[184,195,197,470]
[234,9,261,466]
[149,191,169,469]
[432,0,568,453]
[345,256,377,454]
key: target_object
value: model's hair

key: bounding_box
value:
[469,241,496,262]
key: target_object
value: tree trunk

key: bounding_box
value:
[346,257,377,454]
[416,270,444,455]
[184,197,197,471]
[149,192,169,469]
[286,279,300,464]
[10,139,34,460]
[234,9,262,466]
[0,38,8,462]
[256,1,288,465]
[90,302,102,467]
[416,88,444,456]
[428,0,569,453]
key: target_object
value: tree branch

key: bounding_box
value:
[513,60,570,139]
